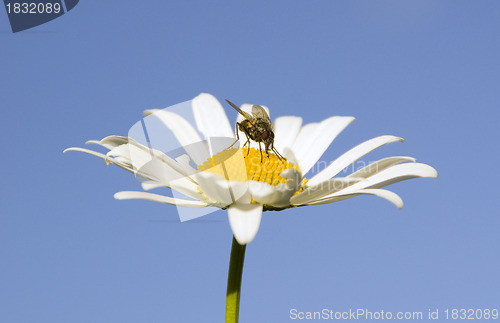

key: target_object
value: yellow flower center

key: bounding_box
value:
[198,147,306,187]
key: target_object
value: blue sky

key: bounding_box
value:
[1,1,499,322]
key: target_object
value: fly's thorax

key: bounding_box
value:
[254,118,271,130]
[238,119,251,131]
[247,118,270,142]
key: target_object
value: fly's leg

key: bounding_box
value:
[231,122,252,157]
[229,123,241,148]
[258,142,263,162]
[272,146,286,162]
[240,129,251,155]
[240,126,252,156]
[244,135,251,156]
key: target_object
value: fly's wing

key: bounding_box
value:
[251,105,271,124]
[225,99,255,122]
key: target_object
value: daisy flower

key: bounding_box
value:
[65,93,437,245]
[65,93,437,322]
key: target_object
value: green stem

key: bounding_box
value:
[225,236,247,323]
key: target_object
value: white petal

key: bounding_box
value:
[194,172,250,206]
[85,140,101,146]
[137,157,182,185]
[96,136,130,150]
[137,159,204,201]
[228,203,263,245]
[106,142,167,178]
[173,154,198,174]
[192,93,234,139]
[143,109,209,164]
[81,135,129,151]
[281,147,300,168]
[118,138,195,177]
[103,138,151,169]
[170,177,208,201]
[288,122,318,160]
[248,181,295,207]
[272,116,302,154]
[291,116,355,175]
[76,136,200,186]
[85,139,114,150]
[114,191,209,207]
[63,147,107,159]
[140,181,166,191]
[342,162,438,191]
[307,188,404,209]
[347,156,416,179]
[105,144,135,166]
[64,146,144,176]
[248,181,278,205]
[248,167,302,207]
[175,154,191,166]
[194,172,233,205]
[290,178,361,205]
[308,135,404,187]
